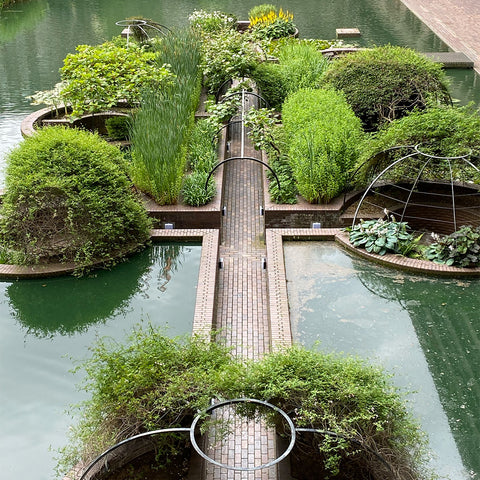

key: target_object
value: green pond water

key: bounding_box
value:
[0,243,201,480]
[1,1,480,479]
[285,242,480,479]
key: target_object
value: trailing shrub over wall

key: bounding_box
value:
[282,88,364,203]
[59,327,430,480]
[356,105,480,185]
[0,127,151,268]
[321,45,451,131]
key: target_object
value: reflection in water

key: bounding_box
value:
[356,266,480,477]
[6,243,189,337]
[0,1,47,44]
[0,242,200,480]
[285,242,478,478]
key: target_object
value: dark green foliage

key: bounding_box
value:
[105,115,130,140]
[347,218,415,256]
[60,329,429,480]
[356,105,480,186]
[0,127,151,268]
[425,225,480,267]
[321,46,451,130]
[282,88,365,203]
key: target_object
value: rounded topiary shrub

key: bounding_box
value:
[282,88,364,203]
[321,45,451,130]
[0,127,151,268]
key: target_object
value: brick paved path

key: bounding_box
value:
[399,0,480,73]
[205,93,278,480]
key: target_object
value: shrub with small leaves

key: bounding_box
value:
[424,225,480,267]
[347,218,415,255]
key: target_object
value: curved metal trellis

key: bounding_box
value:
[352,144,480,233]
[75,398,393,479]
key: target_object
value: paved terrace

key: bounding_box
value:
[399,0,480,74]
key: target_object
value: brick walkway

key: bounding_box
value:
[399,0,480,73]
[206,95,278,480]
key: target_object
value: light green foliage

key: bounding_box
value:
[347,218,415,256]
[188,9,237,34]
[248,4,278,18]
[181,171,216,206]
[130,30,202,205]
[357,105,480,185]
[253,40,330,109]
[60,41,173,117]
[321,45,451,130]
[282,88,364,203]
[425,225,480,267]
[199,29,260,93]
[0,127,151,268]
[60,329,429,479]
[186,119,219,174]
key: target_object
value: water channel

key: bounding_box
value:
[1,1,480,479]
[285,242,480,479]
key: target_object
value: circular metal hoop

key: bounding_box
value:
[115,19,147,27]
[414,143,472,160]
[190,398,296,472]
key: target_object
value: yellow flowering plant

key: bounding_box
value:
[249,7,296,40]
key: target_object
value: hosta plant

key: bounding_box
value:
[347,218,414,256]
[424,225,480,267]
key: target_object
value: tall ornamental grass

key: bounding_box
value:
[130,29,202,205]
[282,88,364,203]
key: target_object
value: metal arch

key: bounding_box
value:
[352,150,419,227]
[215,78,234,103]
[211,120,244,146]
[296,428,393,472]
[189,398,296,472]
[205,156,281,193]
[218,91,270,109]
[78,427,190,480]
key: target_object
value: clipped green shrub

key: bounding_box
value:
[59,328,430,480]
[181,171,216,206]
[321,45,451,130]
[282,88,364,203]
[60,41,173,117]
[356,105,480,185]
[253,40,330,110]
[105,115,130,140]
[0,127,151,268]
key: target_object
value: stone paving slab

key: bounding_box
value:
[399,0,480,73]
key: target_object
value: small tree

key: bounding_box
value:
[321,45,451,130]
[0,127,151,268]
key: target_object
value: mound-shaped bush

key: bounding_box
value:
[0,127,151,268]
[321,46,451,130]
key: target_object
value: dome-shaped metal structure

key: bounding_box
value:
[352,144,480,235]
